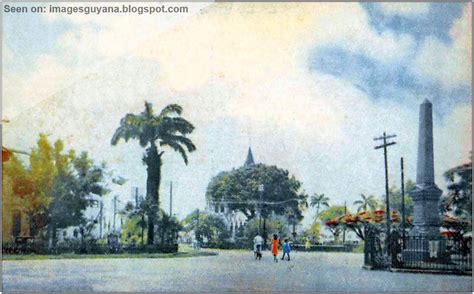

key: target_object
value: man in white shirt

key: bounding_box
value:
[254,233,263,260]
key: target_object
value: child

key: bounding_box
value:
[282,239,291,261]
[254,243,262,260]
[271,234,279,262]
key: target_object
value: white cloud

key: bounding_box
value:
[310,4,416,63]
[413,4,472,88]
[2,2,211,119]
[379,3,430,17]
[3,55,71,119]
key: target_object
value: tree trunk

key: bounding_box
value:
[141,214,145,245]
[144,142,162,245]
[263,217,267,248]
[161,227,165,247]
[28,212,36,239]
[52,223,57,248]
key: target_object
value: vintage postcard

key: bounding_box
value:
[2,2,472,292]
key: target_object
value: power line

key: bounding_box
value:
[208,199,301,205]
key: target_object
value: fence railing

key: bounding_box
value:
[292,244,355,252]
[364,229,472,274]
[392,236,471,273]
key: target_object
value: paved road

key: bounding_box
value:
[2,250,472,292]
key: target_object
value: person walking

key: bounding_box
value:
[271,234,279,263]
[253,233,263,260]
[281,238,291,261]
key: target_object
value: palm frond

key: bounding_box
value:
[160,141,189,165]
[159,104,183,117]
[159,117,195,135]
[112,102,196,164]
[160,134,196,152]
[111,113,145,145]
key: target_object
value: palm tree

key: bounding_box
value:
[111,101,196,244]
[353,194,377,212]
[310,193,330,220]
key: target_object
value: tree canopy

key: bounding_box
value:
[3,134,109,243]
[205,164,307,222]
[310,193,330,220]
[319,206,347,242]
[182,210,229,243]
[440,155,472,227]
[353,194,378,212]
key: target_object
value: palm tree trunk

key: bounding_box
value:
[145,142,163,245]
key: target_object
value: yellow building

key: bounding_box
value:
[2,154,31,243]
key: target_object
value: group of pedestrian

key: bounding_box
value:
[253,233,291,262]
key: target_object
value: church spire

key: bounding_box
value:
[244,147,255,167]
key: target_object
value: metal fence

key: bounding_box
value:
[364,227,472,274]
[392,236,471,273]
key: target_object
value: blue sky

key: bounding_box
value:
[363,3,464,43]
[309,3,471,119]
[3,9,71,73]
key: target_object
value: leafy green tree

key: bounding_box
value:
[304,222,321,244]
[120,201,147,245]
[27,134,57,238]
[5,135,110,246]
[182,210,229,243]
[156,211,182,247]
[121,217,146,245]
[243,217,290,246]
[389,180,415,217]
[440,155,472,225]
[310,193,330,219]
[47,139,109,246]
[319,206,346,242]
[353,194,378,212]
[206,164,307,225]
[111,102,196,244]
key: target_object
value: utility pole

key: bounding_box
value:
[113,196,118,232]
[99,201,103,239]
[258,184,264,235]
[170,181,173,216]
[401,157,406,249]
[343,201,347,244]
[196,208,200,242]
[135,187,139,209]
[374,132,397,255]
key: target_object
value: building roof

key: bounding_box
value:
[244,147,255,167]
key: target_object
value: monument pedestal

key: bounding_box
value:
[410,184,442,238]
